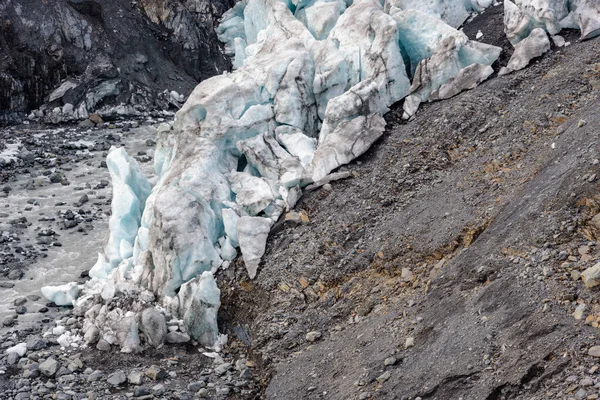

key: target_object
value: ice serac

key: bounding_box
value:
[139,133,230,299]
[89,147,151,279]
[384,0,492,29]
[237,217,273,279]
[392,9,501,119]
[499,28,551,76]
[430,63,494,100]
[504,0,600,44]
[169,271,221,346]
[565,0,600,40]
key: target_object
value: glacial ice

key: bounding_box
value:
[504,0,600,45]
[237,217,273,279]
[48,0,598,354]
[168,271,221,346]
[499,28,551,76]
[41,282,80,306]
[89,147,151,279]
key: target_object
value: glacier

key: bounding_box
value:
[41,0,599,352]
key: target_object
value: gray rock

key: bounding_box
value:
[87,370,103,382]
[134,386,151,397]
[376,371,391,383]
[166,331,190,344]
[306,331,322,342]
[215,363,232,376]
[14,297,27,306]
[140,307,167,347]
[128,370,143,385]
[152,384,165,396]
[96,339,111,351]
[145,365,168,381]
[107,370,127,386]
[26,337,47,351]
[383,357,397,366]
[188,381,206,392]
[39,358,59,377]
[7,352,20,365]
[84,325,100,344]
[240,368,252,380]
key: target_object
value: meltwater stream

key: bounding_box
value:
[0,122,161,331]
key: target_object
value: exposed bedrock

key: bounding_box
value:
[0,0,233,124]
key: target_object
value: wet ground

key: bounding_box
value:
[0,121,158,331]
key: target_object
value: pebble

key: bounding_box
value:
[152,384,165,396]
[39,358,59,377]
[384,357,397,366]
[377,371,391,383]
[166,331,190,344]
[215,363,232,376]
[589,346,600,357]
[87,370,103,382]
[107,370,127,386]
[306,331,322,342]
[188,381,206,392]
[128,370,143,385]
[134,386,151,397]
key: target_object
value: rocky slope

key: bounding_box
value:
[217,13,600,400]
[0,0,232,125]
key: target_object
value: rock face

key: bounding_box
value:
[0,0,232,124]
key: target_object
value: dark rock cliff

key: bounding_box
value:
[0,0,233,124]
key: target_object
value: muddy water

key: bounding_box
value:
[0,123,161,330]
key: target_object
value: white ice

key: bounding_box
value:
[40,282,80,306]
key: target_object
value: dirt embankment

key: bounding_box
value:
[216,10,600,400]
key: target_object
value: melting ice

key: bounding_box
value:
[41,0,600,351]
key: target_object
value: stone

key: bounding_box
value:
[7,352,20,365]
[384,357,397,366]
[87,370,103,382]
[2,315,16,326]
[140,307,167,347]
[128,370,143,385]
[377,371,391,383]
[14,297,27,306]
[239,368,252,380]
[405,337,415,348]
[107,371,127,386]
[145,365,168,381]
[84,325,100,344]
[574,303,587,320]
[580,377,593,387]
[166,331,190,344]
[26,337,46,350]
[187,381,206,392]
[134,386,151,397]
[39,358,59,377]
[89,114,104,125]
[306,331,322,342]
[96,339,111,351]
[589,346,600,357]
[152,384,165,396]
[581,263,600,288]
[401,268,414,282]
[215,363,232,376]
